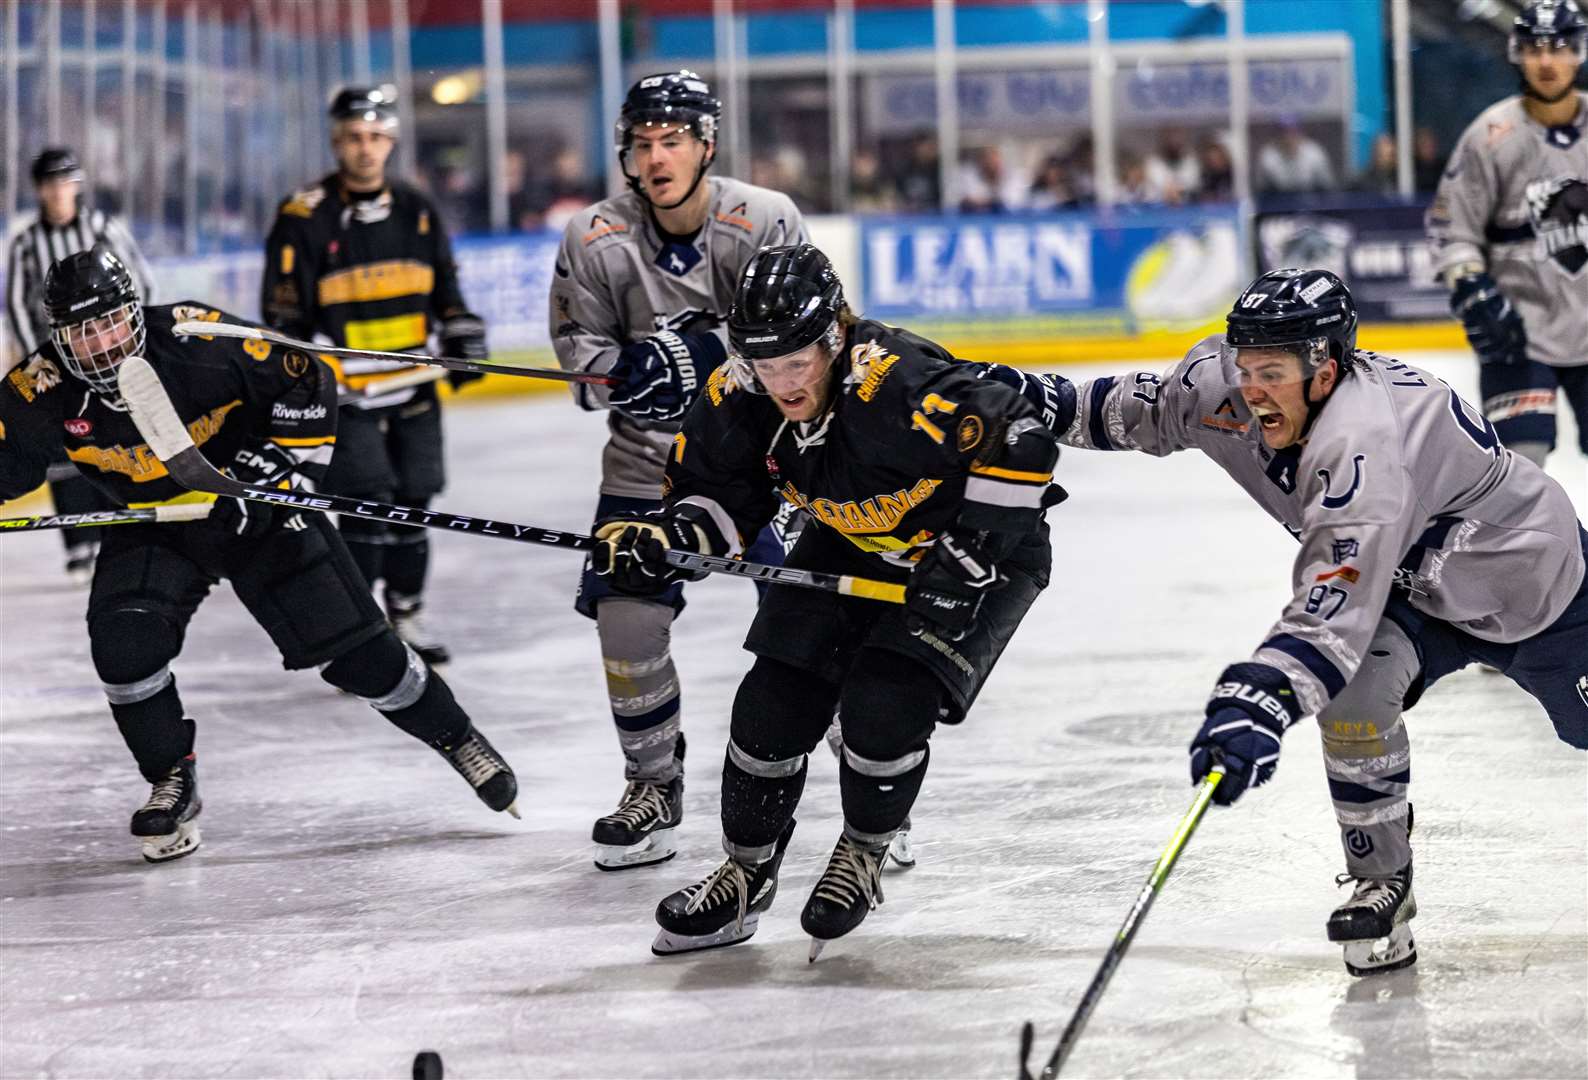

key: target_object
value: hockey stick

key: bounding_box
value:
[337,366,447,406]
[0,502,213,533]
[117,357,905,605]
[1018,766,1225,1079]
[172,320,617,387]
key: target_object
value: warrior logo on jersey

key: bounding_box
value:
[1525,177,1588,277]
[1318,454,1367,509]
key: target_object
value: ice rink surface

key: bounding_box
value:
[2,351,1584,1080]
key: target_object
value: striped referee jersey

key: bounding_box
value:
[5,207,155,369]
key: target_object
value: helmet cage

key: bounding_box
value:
[51,301,145,395]
[1508,29,1588,63]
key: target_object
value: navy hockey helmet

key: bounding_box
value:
[727,244,846,394]
[1510,0,1587,64]
[43,245,145,395]
[1226,267,1358,373]
[328,85,399,136]
[31,147,82,185]
[615,71,721,207]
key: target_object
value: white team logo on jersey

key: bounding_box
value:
[1577,674,1588,708]
[1525,177,1588,277]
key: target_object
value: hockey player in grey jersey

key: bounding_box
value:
[549,71,807,870]
[1063,268,1587,975]
[1427,0,1588,468]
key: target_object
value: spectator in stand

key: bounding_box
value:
[895,131,942,211]
[1413,127,1444,193]
[1144,126,1202,205]
[1195,136,1235,202]
[958,145,1028,212]
[1027,153,1075,211]
[1116,152,1161,204]
[1256,118,1336,194]
[1065,134,1097,206]
[1354,132,1400,195]
[850,148,897,213]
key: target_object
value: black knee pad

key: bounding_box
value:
[320,631,411,699]
[730,656,839,762]
[837,649,946,763]
[89,608,182,686]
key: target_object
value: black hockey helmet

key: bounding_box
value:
[43,245,145,395]
[328,84,399,135]
[31,147,82,185]
[615,71,721,206]
[1510,0,1587,64]
[727,244,846,394]
[1226,267,1357,372]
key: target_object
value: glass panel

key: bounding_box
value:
[92,64,127,215]
[409,11,486,235]
[746,74,831,213]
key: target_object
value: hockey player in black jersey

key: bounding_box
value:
[592,244,1071,958]
[0,247,518,863]
[262,85,488,665]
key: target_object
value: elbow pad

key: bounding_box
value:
[960,416,1062,533]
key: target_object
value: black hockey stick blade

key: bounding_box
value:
[117,357,904,604]
[172,320,617,386]
[1024,767,1224,1077]
[0,502,212,533]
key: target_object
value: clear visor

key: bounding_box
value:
[1509,34,1588,63]
[1225,335,1328,378]
[52,301,145,394]
[729,338,835,397]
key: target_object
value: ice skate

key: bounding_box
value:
[652,821,794,955]
[1327,862,1417,976]
[388,593,450,667]
[593,736,685,870]
[438,728,519,817]
[802,831,887,962]
[131,753,202,863]
[887,815,916,869]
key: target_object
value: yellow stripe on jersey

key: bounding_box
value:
[342,312,428,353]
[968,463,1052,483]
[316,260,435,307]
[269,434,336,447]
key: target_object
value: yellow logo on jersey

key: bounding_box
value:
[705,364,740,406]
[780,477,941,538]
[7,367,35,403]
[316,260,435,306]
[852,343,899,404]
[68,400,242,482]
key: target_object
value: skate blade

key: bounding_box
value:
[594,829,678,871]
[504,802,521,820]
[1342,925,1417,976]
[141,822,201,864]
[651,914,761,956]
[886,831,916,869]
[808,938,828,963]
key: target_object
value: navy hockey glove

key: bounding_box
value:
[1189,662,1302,806]
[439,312,487,390]
[606,331,725,423]
[1449,272,1527,367]
[592,505,726,596]
[905,532,1004,642]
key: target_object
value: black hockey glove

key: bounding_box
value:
[606,331,725,423]
[209,495,280,540]
[1449,272,1527,367]
[1189,662,1302,806]
[440,312,487,390]
[592,505,724,596]
[905,531,1004,642]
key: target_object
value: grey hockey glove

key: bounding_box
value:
[591,504,727,596]
[607,331,725,423]
[905,531,1004,642]
[1189,662,1301,806]
[1449,272,1527,367]
[439,312,488,390]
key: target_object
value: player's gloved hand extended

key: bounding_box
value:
[1189,662,1302,806]
[1449,272,1527,367]
[607,331,725,423]
[905,531,1004,642]
[209,495,279,540]
[592,505,727,596]
[440,312,488,391]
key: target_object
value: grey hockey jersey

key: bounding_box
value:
[1063,337,1585,717]
[1427,93,1588,368]
[549,177,806,498]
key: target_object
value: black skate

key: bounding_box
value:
[438,728,519,817]
[826,721,917,871]
[592,735,685,870]
[389,594,450,667]
[801,831,888,962]
[1327,862,1416,976]
[652,821,794,956]
[131,753,202,863]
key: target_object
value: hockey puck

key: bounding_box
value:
[413,1050,443,1080]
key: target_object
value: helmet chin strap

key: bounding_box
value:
[1519,72,1581,103]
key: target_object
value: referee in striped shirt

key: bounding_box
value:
[5,147,154,584]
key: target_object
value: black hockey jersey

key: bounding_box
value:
[0,303,338,507]
[261,174,469,401]
[665,319,1065,576]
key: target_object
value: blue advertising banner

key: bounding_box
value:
[860,207,1244,335]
